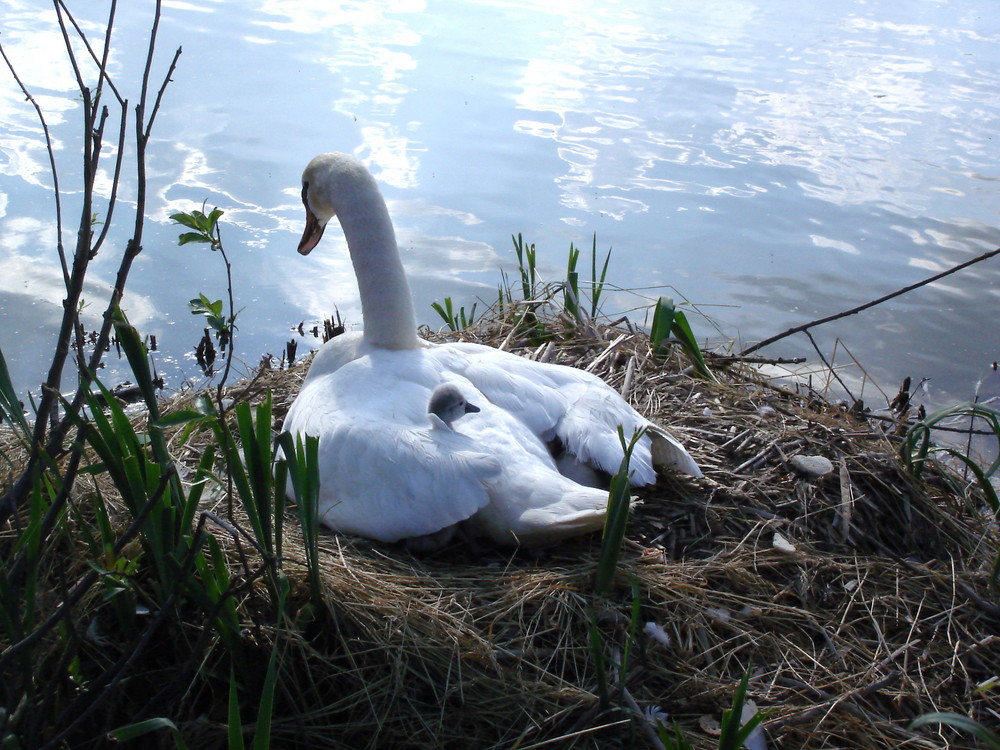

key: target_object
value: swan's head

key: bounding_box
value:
[298,152,377,255]
[428,384,481,429]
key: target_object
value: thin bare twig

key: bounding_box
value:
[0,42,68,285]
[805,330,856,404]
[741,246,1000,356]
[145,46,182,143]
[54,0,124,106]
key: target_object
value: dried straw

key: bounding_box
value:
[4,305,998,749]
[177,307,997,749]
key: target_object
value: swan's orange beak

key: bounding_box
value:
[297,208,325,255]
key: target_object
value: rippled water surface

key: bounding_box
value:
[1,0,998,411]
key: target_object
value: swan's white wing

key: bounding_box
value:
[431,343,569,437]
[557,386,703,481]
[285,355,499,543]
[463,458,611,546]
[433,342,701,484]
[647,423,703,478]
[557,385,658,484]
[312,417,500,542]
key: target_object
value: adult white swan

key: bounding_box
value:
[283,152,701,547]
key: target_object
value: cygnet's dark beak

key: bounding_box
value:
[297,208,325,255]
[465,401,481,414]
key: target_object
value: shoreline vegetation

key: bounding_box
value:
[2,4,999,749]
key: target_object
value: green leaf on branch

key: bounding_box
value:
[177,231,213,246]
[189,294,228,333]
[171,206,224,248]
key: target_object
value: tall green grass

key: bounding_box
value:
[510,235,712,376]
[563,233,612,323]
[900,401,1000,582]
[0,233,323,748]
[594,426,646,597]
[431,296,479,332]
[588,428,644,713]
[0,323,322,746]
[900,402,1000,514]
[650,297,714,381]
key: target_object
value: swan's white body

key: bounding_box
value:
[284,152,701,547]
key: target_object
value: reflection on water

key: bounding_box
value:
[0,0,998,415]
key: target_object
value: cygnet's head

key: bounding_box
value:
[428,384,481,429]
[298,152,377,255]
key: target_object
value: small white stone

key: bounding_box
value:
[741,701,769,750]
[772,531,796,553]
[699,715,722,736]
[790,454,834,477]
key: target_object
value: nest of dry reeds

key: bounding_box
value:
[167,305,998,750]
[5,302,996,750]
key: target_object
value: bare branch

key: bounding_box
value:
[89,102,129,256]
[145,45,183,143]
[52,1,89,100]
[136,0,163,144]
[805,329,856,404]
[740,246,1000,357]
[54,0,124,106]
[0,42,69,285]
[0,2,181,526]
[80,3,178,422]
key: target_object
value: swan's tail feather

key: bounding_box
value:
[648,424,703,479]
[502,510,606,547]
[520,505,606,532]
[484,486,616,546]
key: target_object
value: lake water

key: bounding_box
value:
[1,0,999,418]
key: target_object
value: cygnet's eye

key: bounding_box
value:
[301,182,309,208]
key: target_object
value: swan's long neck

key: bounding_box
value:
[338,189,420,350]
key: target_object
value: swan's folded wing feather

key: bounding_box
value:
[445,343,701,484]
[558,392,702,482]
[647,423,703,478]
[448,343,658,480]
[439,345,569,439]
[556,386,657,484]
[312,419,500,542]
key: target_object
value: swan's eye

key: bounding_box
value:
[301,182,309,207]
